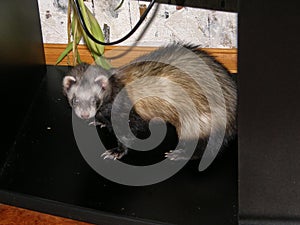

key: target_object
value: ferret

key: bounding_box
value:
[63,44,237,161]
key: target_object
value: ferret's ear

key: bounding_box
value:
[94,75,108,90]
[63,76,77,91]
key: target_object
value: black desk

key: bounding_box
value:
[0,66,237,225]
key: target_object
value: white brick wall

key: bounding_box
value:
[38,0,237,48]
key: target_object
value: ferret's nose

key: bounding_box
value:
[81,112,90,119]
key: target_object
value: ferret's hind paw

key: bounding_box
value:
[165,149,190,161]
[89,120,106,128]
[101,148,126,160]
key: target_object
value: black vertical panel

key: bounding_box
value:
[0,0,45,66]
[0,0,46,164]
[239,0,300,224]
[141,0,238,12]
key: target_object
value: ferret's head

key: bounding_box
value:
[62,63,111,120]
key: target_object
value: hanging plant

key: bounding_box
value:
[56,0,123,69]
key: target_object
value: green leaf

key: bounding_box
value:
[85,5,105,55]
[80,4,111,68]
[93,54,111,70]
[71,13,83,43]
[60,0,111,68]
[56,42,74,65]
[77,0,91,29]
[76,5,99,55]
[76,48,82,64]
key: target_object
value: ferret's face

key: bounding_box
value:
[62,64,109,120]
[69,89,100,120]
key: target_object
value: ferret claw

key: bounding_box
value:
[165,149,190,161]
[89,121,106,128]
[102,153,115,160]
[101,149,126,160]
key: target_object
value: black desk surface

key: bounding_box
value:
[0,66,237,225]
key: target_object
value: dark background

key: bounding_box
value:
[238,0,300,224]
[0,0,45,167]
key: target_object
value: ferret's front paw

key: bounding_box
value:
[101,148,127,160]
[89,120,106,128]
[165,149,190,161]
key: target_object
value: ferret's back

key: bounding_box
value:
[114,45,237,140]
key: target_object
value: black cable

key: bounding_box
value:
[73,0,156,46]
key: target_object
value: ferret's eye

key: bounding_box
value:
[72,97,79,105]
[90,97,97,105]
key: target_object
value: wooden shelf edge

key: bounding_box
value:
[44,44,237,73]
[0,204,93,225]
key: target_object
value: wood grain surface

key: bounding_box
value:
[0,204,94,225]
[44,44,237,74]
